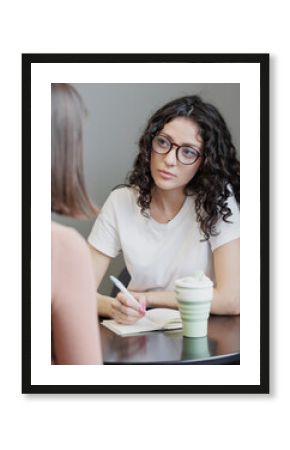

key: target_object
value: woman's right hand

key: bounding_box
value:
[111,292,146,324]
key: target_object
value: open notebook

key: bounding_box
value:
[101,308,182,336]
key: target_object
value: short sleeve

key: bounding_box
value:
[88,191,121,258]
[209,194,240,252]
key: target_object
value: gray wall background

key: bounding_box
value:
[52,83,240,295]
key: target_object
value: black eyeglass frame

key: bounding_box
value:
[151,134,204,165]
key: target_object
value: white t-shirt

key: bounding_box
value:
[88,187,240,291]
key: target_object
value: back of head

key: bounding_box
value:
[51,83,96,218]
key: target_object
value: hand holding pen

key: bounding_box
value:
[110,276,146,324]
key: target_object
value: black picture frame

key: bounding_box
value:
[22,53,269,394]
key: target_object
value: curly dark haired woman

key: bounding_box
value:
[88,95,240,324]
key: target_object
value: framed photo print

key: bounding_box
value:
[22,53,269,394]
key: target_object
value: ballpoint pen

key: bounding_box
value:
[110,275,146,314]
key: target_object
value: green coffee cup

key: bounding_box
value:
[175,271,213,338]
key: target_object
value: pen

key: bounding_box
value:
[110,275,145,313]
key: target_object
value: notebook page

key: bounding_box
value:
[146,308,182,328]
[101,315,161,336]
[102,308,182,335]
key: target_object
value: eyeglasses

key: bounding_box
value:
[152,134,203,165]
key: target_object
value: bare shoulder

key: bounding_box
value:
[51,222,88,258]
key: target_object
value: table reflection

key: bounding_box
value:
[100,315,240,364]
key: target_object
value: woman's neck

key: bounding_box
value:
[150,187,186,223]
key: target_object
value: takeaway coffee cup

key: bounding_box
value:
[175,271,214,338]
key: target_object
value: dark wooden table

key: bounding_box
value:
[100,315,240,365]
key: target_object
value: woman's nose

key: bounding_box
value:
[163,147,177,165]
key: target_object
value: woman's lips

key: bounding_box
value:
[158,170,176,179]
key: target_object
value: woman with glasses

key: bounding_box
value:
[88,95,240,324]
